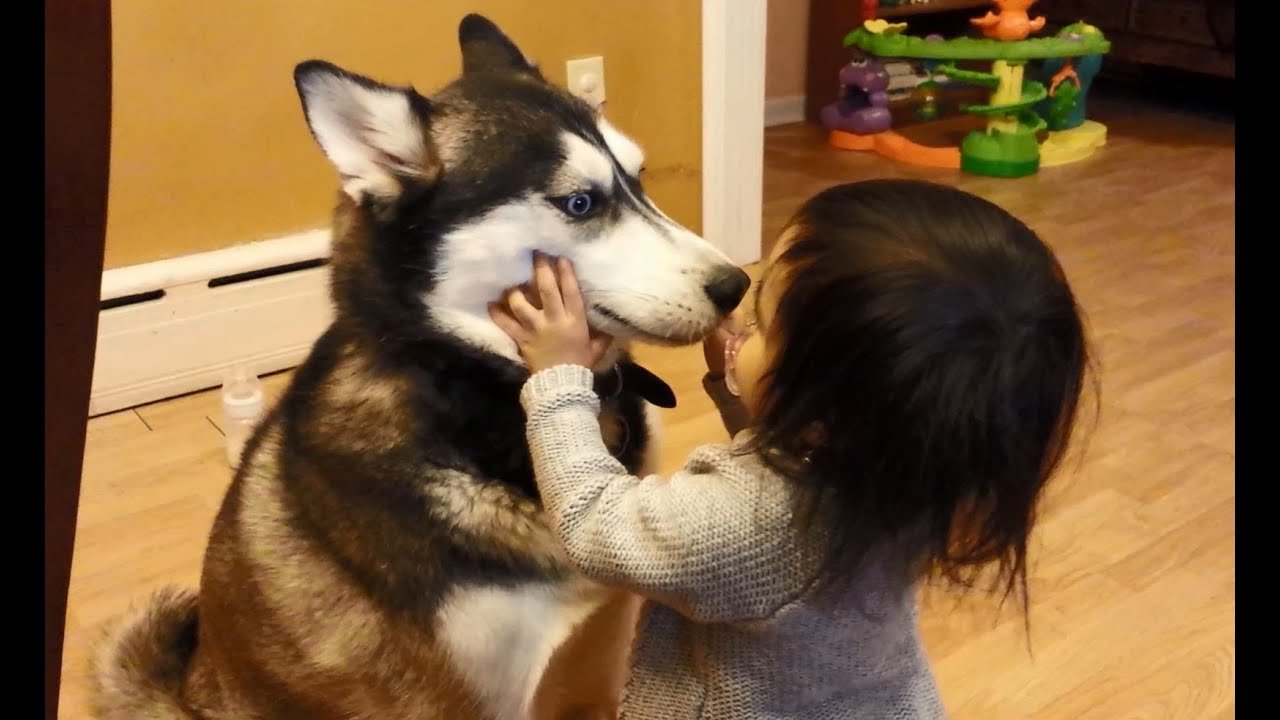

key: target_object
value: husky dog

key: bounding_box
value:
[89,13,749,720]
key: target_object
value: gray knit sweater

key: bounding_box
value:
[521,365,947,720]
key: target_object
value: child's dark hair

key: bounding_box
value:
[748,179,1094,612]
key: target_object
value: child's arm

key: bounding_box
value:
[702,372,751,437]
[521,365,813,624]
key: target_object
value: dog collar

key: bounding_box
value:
[593,361,677,409]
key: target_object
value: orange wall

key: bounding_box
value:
[106,1,701,269]
[766,0,810,99]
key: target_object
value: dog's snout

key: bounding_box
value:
[703,266,751,314]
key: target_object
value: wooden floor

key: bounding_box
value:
[59,91,1234,718]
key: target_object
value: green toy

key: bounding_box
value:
[844,27,1110,63]
[1045,79,1080,130]
[935,60,1047,177]
[913,80,941,121]
[1036,21,1108,132]
[841,12,1111,178]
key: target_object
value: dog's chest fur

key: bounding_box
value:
[214,327,653,718]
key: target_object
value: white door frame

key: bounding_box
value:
[702,0,768,266]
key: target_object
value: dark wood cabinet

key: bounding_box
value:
[1038,0,1234,78]
[45,2,112,718]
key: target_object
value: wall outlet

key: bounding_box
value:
[566,55,606,108]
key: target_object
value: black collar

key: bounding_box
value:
[594,361,677,408]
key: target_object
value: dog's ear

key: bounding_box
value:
[294,60,439,203]
[458,14,542,79]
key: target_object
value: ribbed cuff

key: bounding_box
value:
[519,364,597,412]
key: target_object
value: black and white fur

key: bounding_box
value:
[88,14,749,720]
[298,42,746,361]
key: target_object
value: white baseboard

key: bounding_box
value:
[764,95,806,127]
[90,230,334,417]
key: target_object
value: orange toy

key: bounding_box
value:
[828,129,960,170]
[970,0,1046,42]
[1048,62,1080,95]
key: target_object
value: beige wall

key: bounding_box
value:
[766,0,810,99]
[106,1,701,269]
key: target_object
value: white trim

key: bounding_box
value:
[90,230,334,416]
[764,95,806,128]
[101,229,331,301]
[702,0,767,266]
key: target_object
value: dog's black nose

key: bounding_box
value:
[704,266,751,314]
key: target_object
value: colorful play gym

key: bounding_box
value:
[820,0,1112,177]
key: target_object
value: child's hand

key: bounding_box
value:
[489,253,613,373]
[702,311,746,378]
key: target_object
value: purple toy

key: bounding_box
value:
[820,57,892,135]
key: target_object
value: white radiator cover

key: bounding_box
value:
[90,229,334,417]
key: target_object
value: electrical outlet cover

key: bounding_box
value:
[566,55,606,107]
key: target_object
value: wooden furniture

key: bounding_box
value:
[45,1,112,718]
[1039,0,1234,78]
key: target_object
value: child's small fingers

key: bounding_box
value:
[488,304,531,342]
[506,288,542,327]
[556,258,586,316]
[533,254,565,319]
[589,334,613,362]
[517,284,542,310]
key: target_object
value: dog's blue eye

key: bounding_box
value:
[564,193,593,217]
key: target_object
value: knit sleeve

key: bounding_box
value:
[520,365,808,623]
